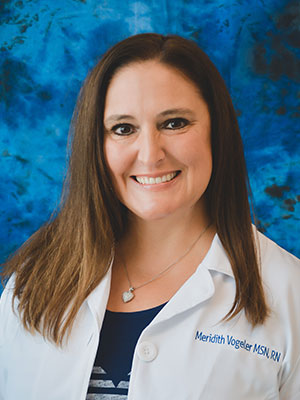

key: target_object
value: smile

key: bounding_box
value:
[133,171,181,185]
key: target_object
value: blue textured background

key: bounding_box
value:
[1,0,299,280]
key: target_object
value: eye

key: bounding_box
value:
[163,118,189,130]
[111,123,135,136]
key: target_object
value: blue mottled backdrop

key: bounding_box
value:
[1,0,299,285]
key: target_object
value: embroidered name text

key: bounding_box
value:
[194,331,281,363]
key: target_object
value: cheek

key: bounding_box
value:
[176,134,212,171]
[103,139,135,196]
[103,141,125,201]
[103,140,123,179]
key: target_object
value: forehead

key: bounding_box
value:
[104,60,205,116]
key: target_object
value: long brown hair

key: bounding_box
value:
[1,33,269,345]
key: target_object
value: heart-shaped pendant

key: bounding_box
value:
[122,288,135,303]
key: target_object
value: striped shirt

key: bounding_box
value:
[86,302,167,399]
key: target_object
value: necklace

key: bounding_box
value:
[121,223,211,303]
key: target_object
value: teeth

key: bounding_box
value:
[136,172,177,185]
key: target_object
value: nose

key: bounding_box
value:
[137,126,165,166]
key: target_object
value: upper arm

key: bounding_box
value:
[279,355,300,399]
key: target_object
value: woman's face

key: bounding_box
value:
[103,60,212,222]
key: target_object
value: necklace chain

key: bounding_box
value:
[121,223,211,303]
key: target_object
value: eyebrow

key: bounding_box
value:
[158,108,196,118]
[104,114,135,125]
[104,108,196,125]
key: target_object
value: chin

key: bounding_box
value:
[129,205,181,221]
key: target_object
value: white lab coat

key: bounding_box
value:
[1,230,300,399]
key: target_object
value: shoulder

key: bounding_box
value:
[256,230,300,284]
[254,232,300,396]
[0,275,19,345]
[0,274,16,313]
[255,230,300,319]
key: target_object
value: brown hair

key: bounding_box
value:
[1,33,269,345]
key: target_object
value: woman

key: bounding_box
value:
[0,33,299,399]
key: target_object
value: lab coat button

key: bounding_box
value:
[137,341,157,362]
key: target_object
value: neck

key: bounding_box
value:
[118,203,214,274]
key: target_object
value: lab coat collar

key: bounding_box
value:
[201,233,234,278]
[151,233,234,324]
[86,259,113,330]
[86,233,234,326]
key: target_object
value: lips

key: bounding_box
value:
[132,171,181,185]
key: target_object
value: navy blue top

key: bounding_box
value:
[86,302,167,399]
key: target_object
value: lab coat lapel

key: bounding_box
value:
[86,261,113,331]
[151,265,215,325]
[148,234,233,326]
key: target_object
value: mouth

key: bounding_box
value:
[131,171,181,185]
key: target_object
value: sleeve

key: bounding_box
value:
[259,234,300,400]
[279,355,300,399]
[277,252,300,399]
[0,275,15,341]
[0,275,16,399]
